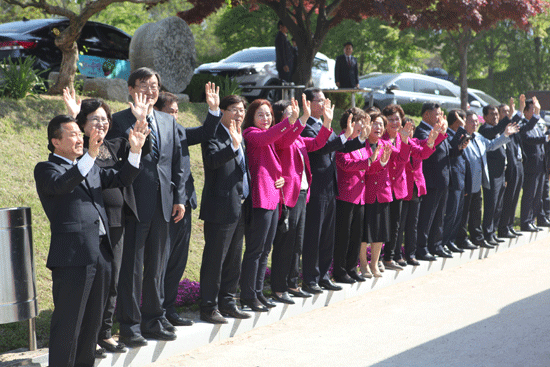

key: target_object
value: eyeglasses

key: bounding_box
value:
[312,99,326,105]
[87,117,109,125]
[227,108,245,114]
[137,84,159,92]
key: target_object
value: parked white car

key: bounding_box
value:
[467,87,501,116]
[194,46,336,102]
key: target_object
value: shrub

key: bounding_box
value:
[183,74,242,102]
[401,102,423,117]
[0,56,47,99]
[325,91,364,110]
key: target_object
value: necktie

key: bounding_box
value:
[347,56,351,66]
[147,115,159,161]
[238,146,249,199]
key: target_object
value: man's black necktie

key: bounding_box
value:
[147,115,159,161]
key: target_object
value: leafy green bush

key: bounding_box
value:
[183,74,242,103]
[0,56,47,99]
[325,91,365,110]
[401,102,423,117]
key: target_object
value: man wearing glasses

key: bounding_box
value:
[107,67,186,346]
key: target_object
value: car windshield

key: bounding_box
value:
[223,49,275,63]
[359,74,395,88]
[473,91,500,106]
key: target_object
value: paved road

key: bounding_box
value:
[149,238,550,367]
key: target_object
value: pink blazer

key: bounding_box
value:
[365,139,410,204]
[403,133,448,201]
[335,143,383,205]
[275,125,331,207]
[380,132,413,200]
[243,118,303,210]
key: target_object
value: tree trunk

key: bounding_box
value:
[455,29,472,111]
[293,41,316,88]
[48,40,78,95]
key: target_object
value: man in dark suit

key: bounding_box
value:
[107,67,186,346]
[35,115,145,367]
[499,99,525,238]
[275,20,295,83]
[301,88,361,294]
[335,42,359,89]
[520,96,550,231]
[154,87,221,327]
[478,105,518,245]
[198,94,252,324]
[414,102,463,260]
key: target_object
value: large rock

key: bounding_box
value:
[82,78,128,102]
[130,16,196,94]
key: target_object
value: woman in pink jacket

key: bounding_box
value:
[240,97,307,312]
[270,98,337,303]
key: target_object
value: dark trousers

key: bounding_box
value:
[416,186,448,257]
[538,173,550,222]
[521,171,545,227]
[49,239,111,367]
[117,191,169,337]
[383,198,402,261]
[442,186,465,247]
[200,207,244,312]
[163,204,192,316]
[397,190,421,260]
[500,165,523,232]
[302,195,336,286]
[98,226,123,340]
[483,174,506,239]
[271,191,307,292]
[333,199,364,278]
[457,190,484,244]
[241,207,278,299]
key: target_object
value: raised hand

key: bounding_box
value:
[274,177,285,189]
[62,87,81,118]
[380,144,392,164]
[300,93,311,125]
[400,120,414,144]
[228,119,242,149]
[370,143,381,162]
[504,122,520,137]
[533,96,541,115]
[87,126,104,158]
[509,97,516,117]
[323,98,335,129]
[130,92,149,122]
[459,139,469,151]
[289,97,300,125]
[519,94,526,114]
[427,126,438,147]
[128,117,150,153]
[360,114,372,141]
[205,82,220,111]
[344,112,356,139]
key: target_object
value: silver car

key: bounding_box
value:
[359,72,462,111]
[195,46,336,102]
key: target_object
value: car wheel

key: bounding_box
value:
[260,80,282,103]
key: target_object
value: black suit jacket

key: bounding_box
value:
[35,154,141,269]
[301,117,363,199]
[478,115,513,179]
[520,115,548,175]
[275,31,294,75]
[414,121,463,189]
[200,124,249,224]
[335,54,359,88]
[447,128,467,191]
[107,108,185,222]
[176,112,220,210]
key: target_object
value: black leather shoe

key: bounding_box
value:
[474,240,495,249]
[160,317,176,332]
[520,224,538,232]
[166,313,194,326]
[510,228,523,236]
[98,340,128,353]
[200,309,228,324]
[458,239,478,250]
[497,229,517,239]
[348,271,367,282]
[302,283,323,294]
[95,348,107,359]
[334,274,356,284]
[272,292,295,304]
[219,306,251,319]
[406,257,420,266]
[533,223,544,231]
[485,237,499,246]
[435,249,453,258]
[142,329,177,341]
[257,293,276,308]
[119,334,148,348]
[395,259,408,267]
[417,254,437,261]
[537,218,550,227]
[288,288,312,298]
[446,242,464,253]
[492,234,505,243]
[318,279,343,291]
[240,298,268,312]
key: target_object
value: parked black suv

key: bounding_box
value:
[0,18,131,73]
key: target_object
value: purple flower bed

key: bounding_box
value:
[175,278,201,307]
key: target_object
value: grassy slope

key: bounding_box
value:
[0,96,209,352]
